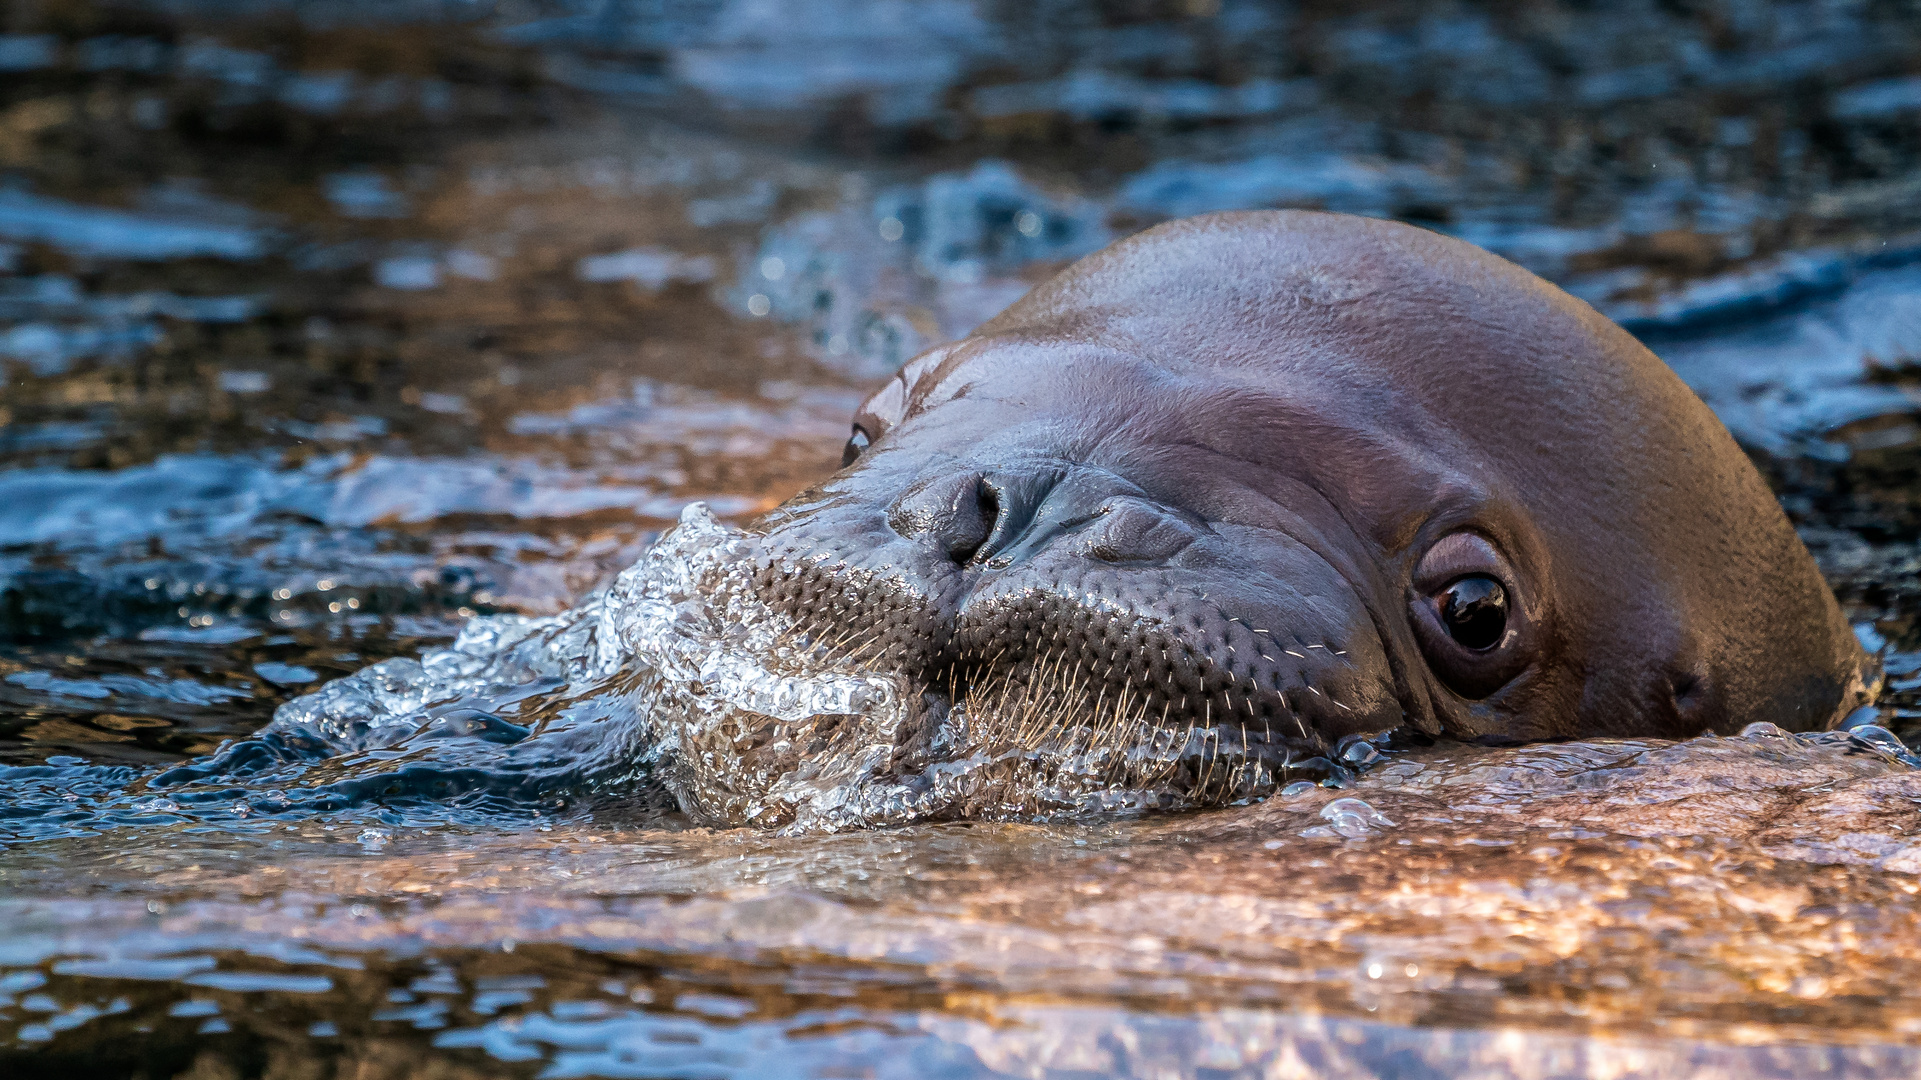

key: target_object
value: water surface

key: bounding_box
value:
[10,2,1921,1076]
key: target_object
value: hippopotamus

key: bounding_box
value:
[741,210,1873,786]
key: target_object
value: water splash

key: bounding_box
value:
[1,503,1376,839]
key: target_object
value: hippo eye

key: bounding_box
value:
[1437,575,1507,650]
[1408,532,1536,700]
[841,425,872,468]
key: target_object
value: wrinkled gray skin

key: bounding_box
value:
[747,211,1872,774]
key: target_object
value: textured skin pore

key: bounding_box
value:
[747,211,1870,767]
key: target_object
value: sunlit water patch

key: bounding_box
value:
[5,731,1921,1074]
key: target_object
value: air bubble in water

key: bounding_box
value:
[1301,796,1395,840]
[1845,724,1921,768]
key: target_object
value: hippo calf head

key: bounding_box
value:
[738,211,1872,797]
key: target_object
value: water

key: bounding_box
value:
[6,731,1921,1077]
[11,1,1921,1075]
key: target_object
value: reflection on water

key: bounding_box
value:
[6,731,1921,1077]
[10,0,1921,1075]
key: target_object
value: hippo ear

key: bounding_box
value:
[1406,532,1539,700]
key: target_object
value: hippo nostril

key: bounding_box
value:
[887,472,999,565]
[972,473,1056,566]
[887,468,1059,567]
[947,479,999,564]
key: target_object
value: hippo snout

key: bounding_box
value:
[745,452,1405,788]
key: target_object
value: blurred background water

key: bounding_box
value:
[11,1,1921,1077]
